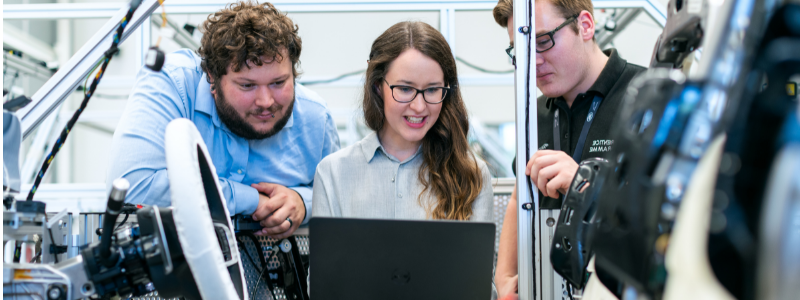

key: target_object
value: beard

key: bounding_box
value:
[214,87,295,140]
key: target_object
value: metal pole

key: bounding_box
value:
[440,8,456,58]
[15,0,163,139]
[596,8,643,48]
[513,0,537,299]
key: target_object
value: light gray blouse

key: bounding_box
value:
[312,132,494,222]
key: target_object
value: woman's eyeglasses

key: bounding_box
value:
[384,79,449,104]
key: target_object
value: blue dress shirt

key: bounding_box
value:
[107,49,340,224]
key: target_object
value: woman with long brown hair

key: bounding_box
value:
[311,21,493,222]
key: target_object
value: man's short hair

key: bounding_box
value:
[493,0,596,41]
[198,1,302,86]
[492,0,513,28]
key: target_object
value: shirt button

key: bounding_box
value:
[237,169,242,174]
[564,133,569,138]
[398,193,402,198]
[391,177,395,182]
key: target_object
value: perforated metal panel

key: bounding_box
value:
[238,235,310,300]
[493,194,511,253]
[129,291,179,300]
[131,194,508,300]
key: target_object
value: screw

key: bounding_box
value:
[521,203,533,210]
[47,286,62,299]
[519,26,530,34]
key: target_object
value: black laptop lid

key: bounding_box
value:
[310,217,495,300]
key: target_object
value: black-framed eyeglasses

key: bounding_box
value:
[535,15,578,53]
[505,45,516,66]
[383,79,449,104]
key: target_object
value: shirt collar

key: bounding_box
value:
[195,74,220,127]
[360,132,421,163]
[545,48,627,108]
[586,48,626,97]
[195,74,294,130]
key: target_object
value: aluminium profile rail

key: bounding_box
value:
[15,0,163,139]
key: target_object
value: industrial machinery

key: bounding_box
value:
[4,119,248,300]
[546,0,800,299]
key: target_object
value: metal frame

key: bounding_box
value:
[2,52,54,82]
[8,0,666,140]
[14,0,163,139]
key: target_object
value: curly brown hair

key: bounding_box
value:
[364,22,483,221]
[197,1,302,87]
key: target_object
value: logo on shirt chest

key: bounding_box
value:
[589,139,614,153]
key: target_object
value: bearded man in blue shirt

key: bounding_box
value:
[107,1,340,239]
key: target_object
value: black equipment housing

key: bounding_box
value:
[551,157,611,288]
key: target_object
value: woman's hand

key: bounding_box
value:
[496,274,519,300]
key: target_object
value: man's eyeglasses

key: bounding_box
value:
[384,79,449,104]
[505,45,516,66]
[503,14,578,63]
[535,15,578,53]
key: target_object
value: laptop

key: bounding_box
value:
[309,217,496,300]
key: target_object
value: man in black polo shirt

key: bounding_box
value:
[492,0,646,298]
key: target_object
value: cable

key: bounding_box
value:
[455,57,514,74]
[301,69,365,86]
[522,0,538,297]
[115,213,130,230]
[43,213,59,263]
[26,0,141,201]
[82,61,102,98]
[237,232,267,274]
[253,243,278,300]
[300,56,513,86]
[29,251,42,263]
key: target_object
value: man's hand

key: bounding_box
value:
[497,274,519,300]
[525,150,579,198]
[251,182,305,239]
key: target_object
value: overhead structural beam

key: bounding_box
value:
[10,0,666,140]
[151,14,200,50]
[3,0,666,26]
[15,0,163,139]
[596,8,643,48]
[3,52,55,82]
[3,22,58,63]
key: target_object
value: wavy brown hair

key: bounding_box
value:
[363,21,483,221]
[197,1,302,88]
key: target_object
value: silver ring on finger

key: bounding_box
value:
[285,216,293,228]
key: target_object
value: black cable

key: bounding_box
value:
[115,213,130,230]
[39,213,60,263]
[237,232,279,299]
[253,244,278,300]
[237,232,266,274]
[455,57,514,74]
[26,2,139,201]
[29,251,42,263]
